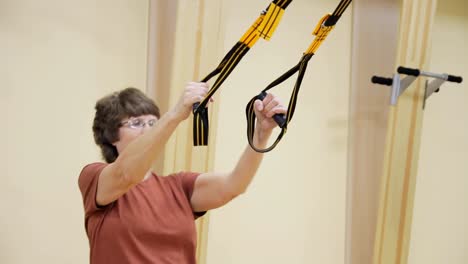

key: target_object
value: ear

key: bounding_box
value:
[111,137,120,147]
[109,128,122,147]
[111,140,122,156]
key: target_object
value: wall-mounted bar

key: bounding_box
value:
[371,66,463,108]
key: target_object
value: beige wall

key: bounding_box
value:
[206,1,351,263]
[0,0,148,263]
[3,0,466,263]
[409,0,468,263]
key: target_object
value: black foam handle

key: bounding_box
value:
[447,75,463,83]
[257,92,286,128]
[397,66,420,76]
[371,76,393,86]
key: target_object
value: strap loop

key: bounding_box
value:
[246,0,352,153]
[246,54,312,152]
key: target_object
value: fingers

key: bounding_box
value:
[270,105,287,117]
[184,82,211,106]
[186,82,209,96]
[260,93,285,118]
[260,93,274,108]
[173,82,213,121]
[254,99,263,111]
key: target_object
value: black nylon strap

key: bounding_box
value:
[194,42,250,146]
[273,0,292,9]
[325,0,352,26]
[246,0,352,153]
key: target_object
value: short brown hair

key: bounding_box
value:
[93,87,160,163]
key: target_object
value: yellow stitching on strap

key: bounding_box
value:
[195,114,200,145]
[256,3,285,41]
[200,115,205,145]
[240,16,263,47]
[306,26,333,54]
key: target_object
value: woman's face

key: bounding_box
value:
[113,114,158,154]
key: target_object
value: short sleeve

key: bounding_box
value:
[177,172,206,219]
[78,162,108,217]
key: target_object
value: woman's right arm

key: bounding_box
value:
[96,82,209,206]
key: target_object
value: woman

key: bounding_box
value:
[78,82,286,263]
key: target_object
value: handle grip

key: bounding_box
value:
[447,75,463,83]
[257,92,286,128]
[397,66,420,76]
[371,76,393,86]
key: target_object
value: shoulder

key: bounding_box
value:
[165,171,200,182]
[78,162,108,190]
[165,171,201,197]
[81,162,107,172]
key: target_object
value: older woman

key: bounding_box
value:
[78,82,286,263]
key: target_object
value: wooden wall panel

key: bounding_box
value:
[347,1,399,264]
[373,1,438,264]
[147,1,226,263]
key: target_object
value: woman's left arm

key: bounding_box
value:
[190,93,286,212]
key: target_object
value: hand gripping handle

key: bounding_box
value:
[256,92,287,128]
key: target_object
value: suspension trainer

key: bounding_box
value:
[192,0,293,146]
[246,0,352,153]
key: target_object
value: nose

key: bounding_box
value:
[140,123,152,134]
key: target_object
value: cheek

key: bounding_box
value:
[118,129,140,145]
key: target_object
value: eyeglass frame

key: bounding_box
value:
[120,117,158,129]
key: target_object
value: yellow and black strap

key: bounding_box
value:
[246,0,352,153]
[193,0,293,146]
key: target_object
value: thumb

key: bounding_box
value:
[254,99,263,112]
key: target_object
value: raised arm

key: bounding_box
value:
[191,93,286,212]
[96,83,209,206]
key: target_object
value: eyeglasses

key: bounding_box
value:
[120,117,157,129]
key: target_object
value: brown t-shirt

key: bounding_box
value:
[78,162,205,264]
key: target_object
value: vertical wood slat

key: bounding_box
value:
[346,1,400,264]
[373,1,438,264]
[146,0,178,173]
[190,2,225,262]
[147,1,225,263]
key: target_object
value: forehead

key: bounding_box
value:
[126,114,158,120]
